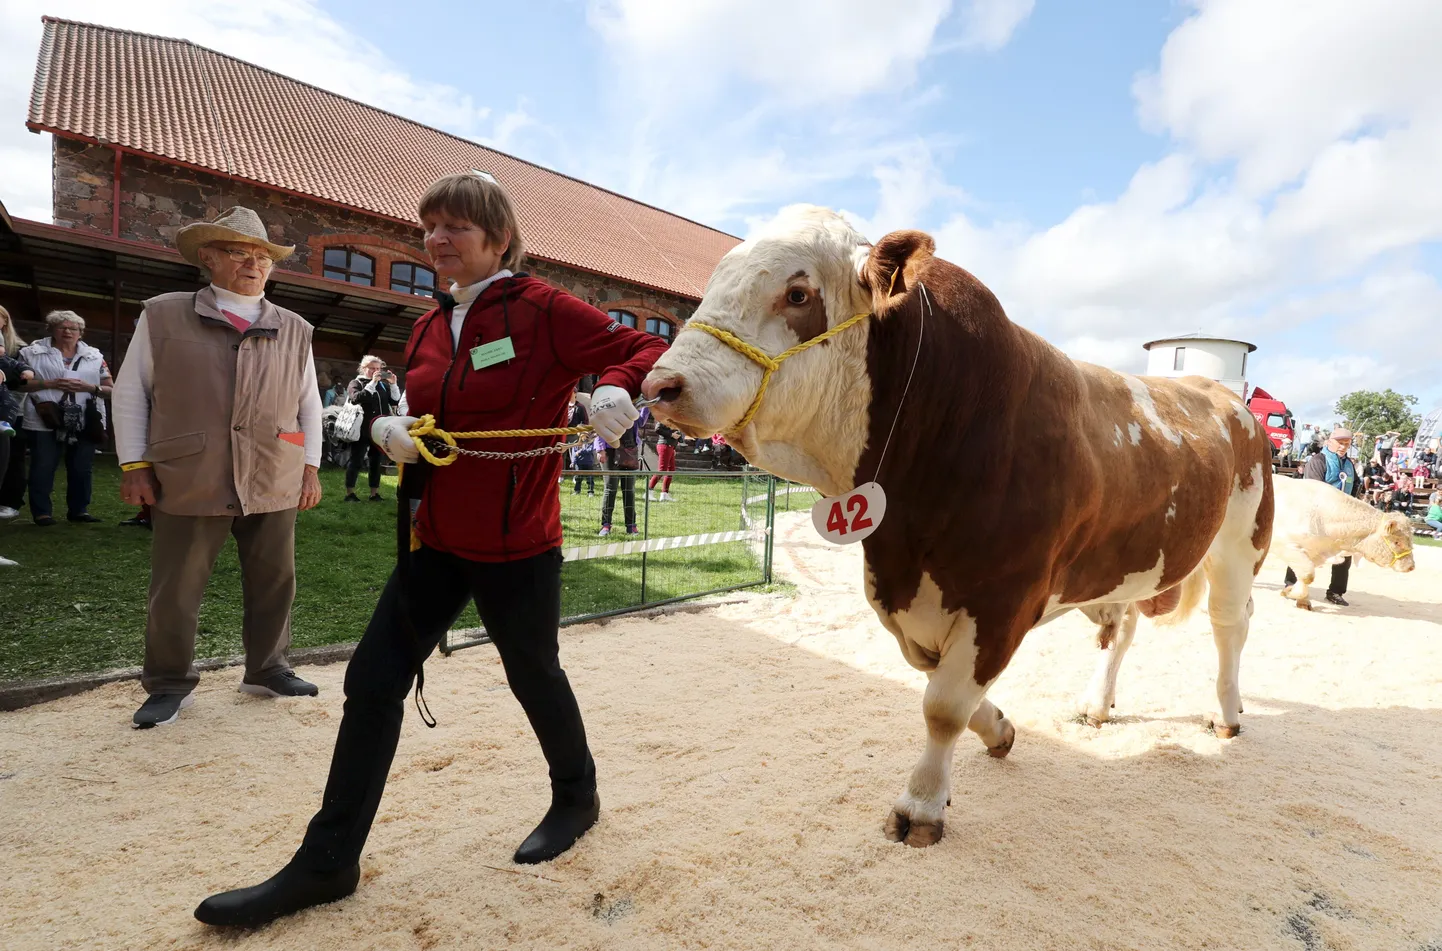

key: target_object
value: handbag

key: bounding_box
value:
[34,399,64,430]
[334,399,365,443]
[82,392,106,442]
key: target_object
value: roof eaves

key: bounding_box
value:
[28,17,56,126]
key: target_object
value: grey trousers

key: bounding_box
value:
[141,508,298,696]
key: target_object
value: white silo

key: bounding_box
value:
[1142,333,1256,395]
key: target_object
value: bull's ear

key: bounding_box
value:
[860,230,936,311]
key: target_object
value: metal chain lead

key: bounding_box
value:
[421,439,581,461]
[414,395,659,463]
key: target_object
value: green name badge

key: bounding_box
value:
[469,336,515,370]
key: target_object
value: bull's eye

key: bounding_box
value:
[787,288,808,306]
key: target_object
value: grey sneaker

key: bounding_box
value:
[132,692,195,729]
[239,670,319,698]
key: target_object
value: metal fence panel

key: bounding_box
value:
[440,469,784,653]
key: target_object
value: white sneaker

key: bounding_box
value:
[0,554,17,567]
[661,492,674,502]
[647,491,659,501]
[0,506,18,519]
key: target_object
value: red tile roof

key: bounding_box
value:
[27,17,739,300]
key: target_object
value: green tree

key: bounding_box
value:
[1334,389,1420,456]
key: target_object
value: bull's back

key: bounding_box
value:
[1040,365,1266,602]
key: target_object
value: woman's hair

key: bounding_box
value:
[0,305,26,353]
[417,173,525,271]
[359,354,383,372]
[45,310,85,337]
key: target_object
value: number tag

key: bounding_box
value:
[811,481,886,545]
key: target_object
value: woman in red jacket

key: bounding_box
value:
[197,173,668,928]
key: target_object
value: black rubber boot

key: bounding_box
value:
[194,861,360,928]
[513,791,600,865]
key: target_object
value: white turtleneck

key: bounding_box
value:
[449,269,513,348]
[210,284,265,324]
[397,269,512,417]
[112,284,322,468]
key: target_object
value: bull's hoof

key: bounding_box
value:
[884,810,944,847]
[1295,600,1312,611]
[1280,585,1292,598]
[1076,697,1111,726]
[1207,718,1242,739]
[987,719,1016,758]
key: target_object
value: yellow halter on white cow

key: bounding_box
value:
[679,311,870,433]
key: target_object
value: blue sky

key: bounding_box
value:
[1,0,1438,424]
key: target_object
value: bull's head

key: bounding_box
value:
[1355,513,1416,573]
[641,204,934,494]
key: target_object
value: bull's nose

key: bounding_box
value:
[641,372,685,403]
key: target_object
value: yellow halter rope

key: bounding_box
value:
[681,310,870,433]
[405,415,594,467]
[405,279,883,463]
[1384,536,1411,565]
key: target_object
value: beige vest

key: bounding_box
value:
[142,287,313,516]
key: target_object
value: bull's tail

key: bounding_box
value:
[1151,561,1209,628]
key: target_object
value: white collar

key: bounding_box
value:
[210,283,265,307]
[451,269,514,305]
[36,338,94,357]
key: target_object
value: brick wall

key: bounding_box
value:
[52,139,698,329]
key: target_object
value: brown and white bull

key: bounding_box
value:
[641,206,1274,847]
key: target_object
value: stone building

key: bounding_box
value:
[5,17,739,388]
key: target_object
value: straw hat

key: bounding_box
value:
[176,206,295,266]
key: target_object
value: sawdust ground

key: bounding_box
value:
[3,513,1440,950]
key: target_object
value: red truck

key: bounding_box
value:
[1245,386,1296,462]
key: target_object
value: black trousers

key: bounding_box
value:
[296,545,594,871]
[345,439,384,493]
[1285,557,1350,596]
[572,453,598,493]
[0,429,25,509]
[600,454,637,529]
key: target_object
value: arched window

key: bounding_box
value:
[609,309,674,341]
[390,261,436,296]
[323,248,374,286]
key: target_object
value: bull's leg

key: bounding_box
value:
[1287,567,1315,611]
[1204,561,1254,738]
[1075,604,1140,725]
[884,648,993,848]
[969,699,1015,757]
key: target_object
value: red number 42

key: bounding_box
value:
[826,494,874,536]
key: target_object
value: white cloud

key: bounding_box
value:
[903,0,1442,422]
[1134,0,1442,194]
[953,0,1036,51]
[587,0,957,105]
[579,0,1033,227]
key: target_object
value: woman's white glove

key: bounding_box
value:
[371,415,420,464]
[588,385,639,447]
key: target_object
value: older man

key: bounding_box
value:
[1283,427,1363,607]
[112,206,324,729]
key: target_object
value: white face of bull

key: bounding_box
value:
[642,205,877,495]
[1357,514,1416,573]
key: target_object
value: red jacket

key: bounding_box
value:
[403,276,668,561]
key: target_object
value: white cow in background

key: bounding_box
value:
[1274,477,1415,610]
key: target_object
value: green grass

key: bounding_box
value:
[0,462,777,682]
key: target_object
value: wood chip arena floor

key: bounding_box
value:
[3,513,1440,950]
